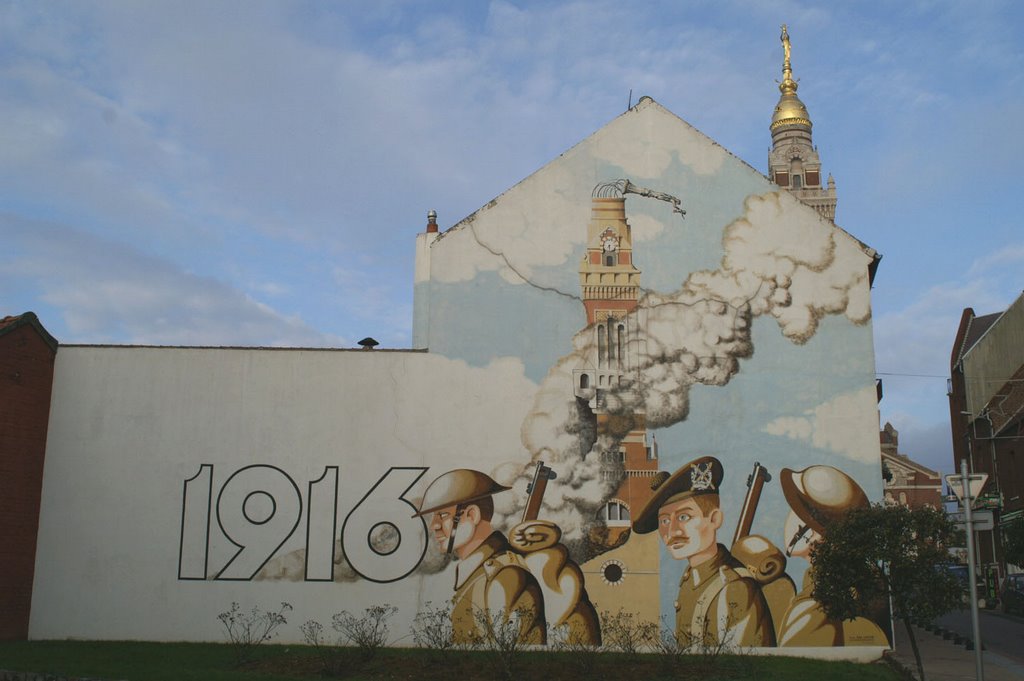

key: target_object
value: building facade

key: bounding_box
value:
[0,313,57,640]
[9,29,890,656]
[879,422,942,509]
[949,292,1024,583]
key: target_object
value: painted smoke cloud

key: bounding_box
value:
[505,191,872,557]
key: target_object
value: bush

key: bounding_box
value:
[301,604,398,677]
[217,601,292,666]
[332,604,399,662]
[548,621,601,675]
[472,606,537,681]
[410,601,463,664]
[599,608,657,659]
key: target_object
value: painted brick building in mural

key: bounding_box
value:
[13,29,890,656]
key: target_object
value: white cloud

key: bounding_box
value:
[1,0,1022,361]
[764,385,881,463]
[967,244,1024,278]
[0,214,339,347]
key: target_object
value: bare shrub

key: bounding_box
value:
[548,622,601,675]
[217,601,292,666]
[473,606,537,681]
[410,601,462,664]
[652,617,690,674]
[300,618,347,676]
[332,604,399,664]
[666,617,738,676]
[599,608,657,660]
[300,604,398,677]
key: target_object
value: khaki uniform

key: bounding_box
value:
[508,520,601,645]
[675,544,775,647]
[776,572,841,647]
[777,571,888,647]
[451,532,546,645]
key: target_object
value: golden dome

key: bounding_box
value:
[771,24,812,132]
[771,90,812,131]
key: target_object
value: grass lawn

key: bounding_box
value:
[0,640,905,681]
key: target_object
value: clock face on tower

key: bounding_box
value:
[602,235,618,252]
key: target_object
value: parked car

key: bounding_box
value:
[1001,573,1024,615]
[945,564,988,609]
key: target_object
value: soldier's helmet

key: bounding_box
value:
[780,465,869,534]
[411,468,511,518]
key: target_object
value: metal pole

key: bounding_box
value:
[962,458,985,681]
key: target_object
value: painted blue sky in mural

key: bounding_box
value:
[2,1,1022,474]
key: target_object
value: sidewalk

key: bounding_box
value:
[888,621,1024,681]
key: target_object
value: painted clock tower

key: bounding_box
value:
[576,182,668,623]
[575,184,660,543]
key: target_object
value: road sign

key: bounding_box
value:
[950,509,994,531]
[946,472,989,508]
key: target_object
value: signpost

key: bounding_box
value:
[946,462,989,681]
[951,509,994,532]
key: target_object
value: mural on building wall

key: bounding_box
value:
[169,169,888,650]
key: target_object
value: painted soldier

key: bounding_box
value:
[777,465,888,647]
[413,468,546,645]
[632,456,775,647]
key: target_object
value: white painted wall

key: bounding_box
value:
[30,346,538,643]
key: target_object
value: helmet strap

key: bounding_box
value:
[446,504,466,556]
[786,522,810,557]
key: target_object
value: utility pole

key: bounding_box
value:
[948,460,988,681]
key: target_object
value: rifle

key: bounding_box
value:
[522,461,557,522]
[729,461,795,633]
[732,461,770,546]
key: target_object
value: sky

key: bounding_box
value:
[2,1,1022,476]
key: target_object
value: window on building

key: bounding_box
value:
[605,254,615,266]
[792,174,802,188]
[580,374,589,389]
[600,501,631,526]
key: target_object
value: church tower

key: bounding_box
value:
[575,181,662,543]
[768,25,837,221]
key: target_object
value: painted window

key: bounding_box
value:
[601,501,631,526]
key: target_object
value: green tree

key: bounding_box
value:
[1003,516,1024,569]
[811,504,962,681]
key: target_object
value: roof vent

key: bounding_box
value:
[358,337,379,350]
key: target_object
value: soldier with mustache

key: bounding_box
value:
[632,456,775,647]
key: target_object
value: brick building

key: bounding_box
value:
[0,313,58,640]
[948,291,1024,582]
[879,422,942,509]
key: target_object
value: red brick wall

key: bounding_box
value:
[0,322,56,640]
